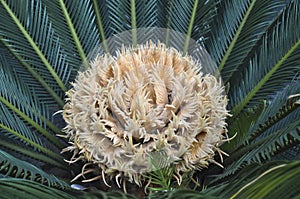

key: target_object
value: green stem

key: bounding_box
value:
[183,0,199,54]
[44,117,64,136]
[58,0,88,68]
[0,95,63,149]
[218,0,257,72]
[231,164,286,199]
[92,0,109,53]
[255,165,297,198]
[231,37,300,116]
[164,1,174,47]
[248,103,298,143]
[0,40,64,107]
[0,123,64,163]
[0,139,65,169]
[131,0,137,47]
[0,0,67,92]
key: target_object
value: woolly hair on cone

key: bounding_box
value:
[62,41,229,188]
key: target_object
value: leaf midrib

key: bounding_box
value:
[0,39,64,107]
[218,0,257,73]
[232,37,300,116]
[0,140,65,168]
[0,0,67,92]
[183,0,199,54]
[0,95,63,149]
[131,0,137,46]
[0,123,64,163]
[58,0,88,68]
[92,0,109,53]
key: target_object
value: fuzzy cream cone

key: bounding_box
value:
[62,41,229,188]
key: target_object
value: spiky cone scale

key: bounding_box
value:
[62,41,229,188]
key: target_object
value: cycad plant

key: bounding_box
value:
[0,0,300,198]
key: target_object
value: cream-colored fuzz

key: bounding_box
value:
[63,41,229,187]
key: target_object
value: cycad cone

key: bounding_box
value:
[63,41,229,187]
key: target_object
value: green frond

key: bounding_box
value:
[204,161,300,198]
[0,103,43,148]
[230,1,300,115]
[0,61,65,165]
[92,0,113,37]
[132,0,169,46]
[206,0,286,82]
[0,139,65,168]
[38,0,81,73]
[91,0,110,52]
[167,0,198,51]
[230,161,300,198]
[167,0,197,35]
[206,0,253,71]
[106,0,132,33]
[102,0,216,51]
[274,143,300,161]
[77,190,136,199]
[130,0,137,46]
[205,80,300,181]
[165,0,216,51]
[143,152,176,192]
[0,150,68,188]
[0,123,65,165]
[0,177,138,199]
[0,0,67,92]
[255,47,300,100]
[191,0,216,38]
[135,0,159,28]
[63,0,100,59]
[0,41,65,107]
[233,77,300,149]
[155,0,172,28]
[0,54,64,148]
[222,101,266,152]
[40,0,93,69]
[58,0,87,65]
[0,178,75,199]
[247,81,300,143]
[0,93,63,148]
[210,121,300,183]
[251,122,300,162]
[150,189,217,199]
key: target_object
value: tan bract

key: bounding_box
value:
[62,41,229,188]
